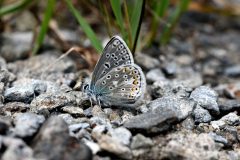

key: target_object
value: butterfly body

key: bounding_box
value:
[84,36,146,107]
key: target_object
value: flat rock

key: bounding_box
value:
[61,106,84,116]
[190,86,219,115]
[13,112,45,138]
[148,96,194,121]
[31,116,92,160]
[124,107,178,133]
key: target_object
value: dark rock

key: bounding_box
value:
[224,65,240,77]
[0,136,34,160]
[148,96,194,121]
[190,86,219,115]
[218,98,240,112]
[0,116,11,135]
[13,113,45,138]
[31,116,92,160]
[130,134,153,149]
[4,85,35,103]
[193,105,212,123]
[135,52,160,70]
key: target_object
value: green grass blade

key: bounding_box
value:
[65,0,103,53]
[160,0,190,45]
[130,0,143,43]
[0,0,34,17]
[110,0,126,39]
[32,0,56,55]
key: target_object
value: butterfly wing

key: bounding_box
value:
[90,36,134,90]
[94,64,146,106]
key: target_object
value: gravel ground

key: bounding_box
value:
[0,12,239,160]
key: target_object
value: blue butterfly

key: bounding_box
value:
[84,36,146,107]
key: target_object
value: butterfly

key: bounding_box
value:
[83,36,146,107]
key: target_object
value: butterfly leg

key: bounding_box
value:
[97,97,102,108]
[89,97,93,107]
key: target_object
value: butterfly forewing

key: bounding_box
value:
[90,36,134,89]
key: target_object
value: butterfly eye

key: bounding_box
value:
[115,74,119,77]
[106,75,111,79]
[133,70,138,74]
[124,79,128,82]
[114,62,119,66]
[106,53,110,58]
[109,86,113,90]
[113,40,120,46]
[114,57,118,60]
[121,88,125,91]
[123,75,128,78]
[124,55,129,59]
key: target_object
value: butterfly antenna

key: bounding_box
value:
[40,47,79,80]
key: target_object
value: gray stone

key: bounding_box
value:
[218,98,240,112]
[31,116,92,160]
[13,113,45,138]
[224,65,240,77]
[190,86,219,115]
[0,136,34,160]
[162,61,177,77]
[124,107,178,133]
[4,85,35,103]
[130,134,153,149]
[211,112,240,129]
[97,134,132,160]
[148,96,194,121]
[135,52,160,70]
[193,105,212,123]
[0,32,32,62]
[208,132,228,146]
[151,80,191,98]
[146,68,165,83]
[109,127,132,146]
[0,69,14,84]
[69,123,90,133]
